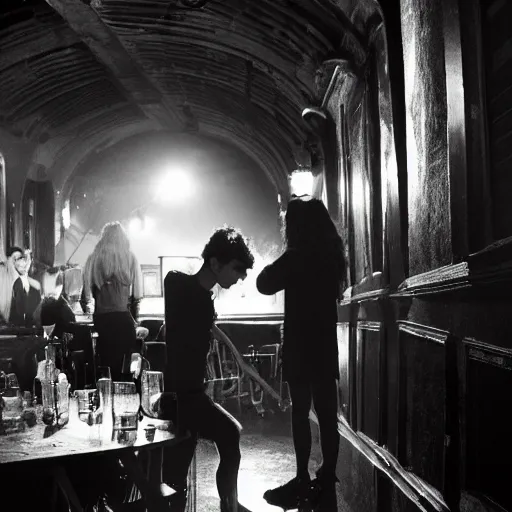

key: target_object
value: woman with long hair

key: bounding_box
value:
[257,196,345,511]
[83,221,143,381]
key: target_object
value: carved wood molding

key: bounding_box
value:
[398,321,449,345]
[392,262,470,297]
[468,236,512,284]
[392,238,512,298]
[350,287,390,303]
[463,337,512,371]
[321,59,358,109]
[357,321,381,332]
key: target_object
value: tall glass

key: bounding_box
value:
[112,381,140,443]
[97,367,113,439]
[141,370,164,418]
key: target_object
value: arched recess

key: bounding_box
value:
[21,175,55,267]
[56,125,291,209]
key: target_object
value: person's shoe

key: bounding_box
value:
[263,476,311,510]
[314,466,339,484]
[300,475,338,512]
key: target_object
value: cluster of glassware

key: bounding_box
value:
[74,356,164,444]
[3,345,165,441]
[0,372,26,434]
[40,343,71,428]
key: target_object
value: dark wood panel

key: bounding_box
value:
[357,321,381,442]
[463,339,512,511]
[398,323,447,492]
[460,0,493,252]
[480,0,512,240]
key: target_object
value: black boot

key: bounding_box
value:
[300,474,338,512]
[263,475,311,510]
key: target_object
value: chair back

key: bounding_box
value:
[139,319,164,341]
[142,341,167,372]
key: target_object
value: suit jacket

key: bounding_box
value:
[9,277,42,327]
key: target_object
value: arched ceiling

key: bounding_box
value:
[0,0,368,194]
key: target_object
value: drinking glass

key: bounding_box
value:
[112,381,140,436]
[76,389,98,425]
[96,366,113,437]
[141,370,164,418]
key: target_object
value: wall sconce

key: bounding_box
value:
[289,169,314,198]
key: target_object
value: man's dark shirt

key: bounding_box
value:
[10,277,41,327]
[164,271,215,393]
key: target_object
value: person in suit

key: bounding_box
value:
[8,247,42,327]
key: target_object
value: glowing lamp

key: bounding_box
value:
[155,170,194,203]
[289,169,314,197]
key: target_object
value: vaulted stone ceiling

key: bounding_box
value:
[0,0,367,194]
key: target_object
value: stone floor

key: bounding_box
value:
[192,402,350,512]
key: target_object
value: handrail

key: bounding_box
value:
[211,325,285,407]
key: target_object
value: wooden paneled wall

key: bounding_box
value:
[320,1,512,511]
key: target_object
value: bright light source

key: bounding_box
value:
[290,169,314,197]
[155,170,194,203]
[62,201,71,229]
[129,217,143,235]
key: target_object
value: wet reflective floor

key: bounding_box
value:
[193,403,349,512]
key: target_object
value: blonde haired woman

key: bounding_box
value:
[83,221,143,381]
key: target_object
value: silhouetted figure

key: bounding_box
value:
[162,226,255,512]
[8,247,42,327]
[83,222,143,381]
[257,197,345,511]
[36,295,76,339]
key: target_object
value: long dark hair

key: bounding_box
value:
[285,197,346,292]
